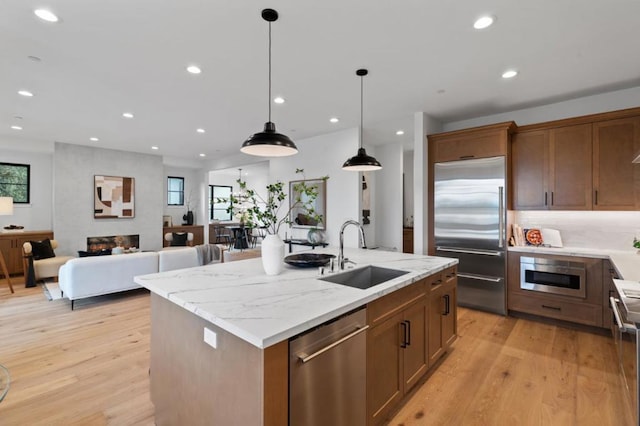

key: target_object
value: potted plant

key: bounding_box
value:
[220,169,328,275]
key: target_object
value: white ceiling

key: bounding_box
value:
[2,0,640,161]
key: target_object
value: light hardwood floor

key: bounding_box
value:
[0,278,633,425]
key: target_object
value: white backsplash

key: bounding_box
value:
[512,210,640,251]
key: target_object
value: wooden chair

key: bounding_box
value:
[0,251,13,293]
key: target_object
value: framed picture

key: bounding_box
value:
[163,215,173,227]
[94,175,135,219]
[289,178,326,230]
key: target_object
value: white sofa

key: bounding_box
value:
[59,251,159,309]
[159,247,199,272]
[58,246,223,309]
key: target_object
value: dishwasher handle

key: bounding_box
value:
[298,325,369,363]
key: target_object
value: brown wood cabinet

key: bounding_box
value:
[367,266,457,425]
[0,231,54,275]
[402,228,413,254]
[511,130,549,209]
[549,124,593,210]
[593,117,640,210]
[507,252,605,328]
[512,110,640,211]
[367,280,427,425]
[427,267,457,366]
[162,225,204,247]
[428,122,515,163]
[602,259,620,331]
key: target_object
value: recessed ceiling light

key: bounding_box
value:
[330,117,339,123]
[273,97,285,104]
[186,65,201,74]
[34,9,59,23]
[473,16,495,30]
[122,112,134,118]
[396,130,405,136]
[90,137,99,142]
[199,153,206,157]
[196,128,205,133]
[18,90,34,97]
[502,70,518,79]
[151,146,159,150]
[10,125,23,130]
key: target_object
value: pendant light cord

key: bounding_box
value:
[359,74,364,149]
[268,21,272,123]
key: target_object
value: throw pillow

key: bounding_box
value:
[30,239,56,260]
[171,232,188,246]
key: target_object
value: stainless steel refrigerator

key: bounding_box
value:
[433,156,506,315]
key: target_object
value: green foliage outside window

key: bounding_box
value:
[0,162,30,203]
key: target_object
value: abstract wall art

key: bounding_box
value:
[94,175,135,218]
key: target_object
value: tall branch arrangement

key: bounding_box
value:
[219,169,328,235]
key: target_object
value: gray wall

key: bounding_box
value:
[53,142,164,255]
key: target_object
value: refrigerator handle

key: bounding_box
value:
[498,186,504,248]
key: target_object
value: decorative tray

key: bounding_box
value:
[284,253,335,268]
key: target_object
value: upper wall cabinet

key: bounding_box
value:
[512,111,640,211]
[428,122,515,163]
[549,123,593,210]
[511,130,549,209]
[592,117,640,210]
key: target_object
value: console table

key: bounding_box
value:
[0,230,53,275]
[283,239,329,253]
[162,225,204,248]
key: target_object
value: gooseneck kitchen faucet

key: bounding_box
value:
[338,220,367,270]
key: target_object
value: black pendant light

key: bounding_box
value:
[342,69,382,171]
[241,8,298,157]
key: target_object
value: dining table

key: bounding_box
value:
[225,226,250,250]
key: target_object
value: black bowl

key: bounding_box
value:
[284,253,336,268]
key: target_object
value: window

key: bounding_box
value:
[167,176,184,206]
[0,162,30,203]
[210,185,232,221]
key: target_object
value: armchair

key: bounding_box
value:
[22,239,74,282]
[164,232,194,247]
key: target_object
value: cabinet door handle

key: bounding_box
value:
[400,322,408,348]
[551,192,554,206]
[405,320,411,346]
[432,279,442,286]
[459,155,475,160]
[594,190,598,205]
[544,192,548,206]
[541,304,561,311]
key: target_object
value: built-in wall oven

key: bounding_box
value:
[520,256,586,298]
[610,295,639,425]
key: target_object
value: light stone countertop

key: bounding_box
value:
[135,248,458,349]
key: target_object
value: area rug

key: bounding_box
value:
[42,280,63,301]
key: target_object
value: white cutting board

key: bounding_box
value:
[541,228,563,247]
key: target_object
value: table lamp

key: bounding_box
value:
[0,197,15,293]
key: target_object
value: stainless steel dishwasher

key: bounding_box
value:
[289,307,368,426]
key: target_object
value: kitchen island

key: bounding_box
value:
[134,248,457,426]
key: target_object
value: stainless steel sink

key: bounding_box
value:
[319,265,409,289]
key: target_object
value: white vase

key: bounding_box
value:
[261,234,285,275]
